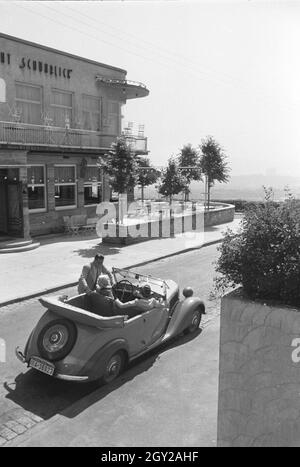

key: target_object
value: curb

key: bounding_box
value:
[0,237,223,309]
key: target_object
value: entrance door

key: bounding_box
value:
[0,170,8,234]
[7,181,23,237]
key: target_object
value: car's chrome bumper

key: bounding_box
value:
[16,347,88,382]
[15,347,26,363]
[55,374,89,382]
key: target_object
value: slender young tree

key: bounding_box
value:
[136,157,160,202]
[177,144,202,201]
[101,137,139,221]
[158,158,186,204]
[200,136,230,210]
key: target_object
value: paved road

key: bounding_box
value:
[0,244,221,447]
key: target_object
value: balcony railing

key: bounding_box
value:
[95,76,149,100]
[0,121,148,153]
[121,134,148,154]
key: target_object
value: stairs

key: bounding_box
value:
[0,238,40,254]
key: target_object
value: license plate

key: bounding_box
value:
[29,357,55,376]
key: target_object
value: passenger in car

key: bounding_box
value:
[96,275,114,298]
[89,275,115,317]
[90,277,164,318]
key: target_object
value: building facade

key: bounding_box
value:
[0,33,149,239]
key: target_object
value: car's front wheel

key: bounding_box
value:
[185,308,203,334]
[101,351,125,385]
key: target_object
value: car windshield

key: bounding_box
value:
[112,267,168,297]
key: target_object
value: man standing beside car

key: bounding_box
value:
[78,254,114,295]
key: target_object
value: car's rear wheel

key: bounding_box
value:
[101,351,125,385]
[185,308,203,334]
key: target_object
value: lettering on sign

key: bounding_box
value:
[0,51,11,65]
[0,49,73,79]
[19,57,72,79]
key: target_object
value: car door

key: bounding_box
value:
[142,307,169,347]
[123,313,148,356]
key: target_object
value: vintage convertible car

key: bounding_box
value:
[16,267,205,384]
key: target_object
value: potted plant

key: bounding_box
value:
[215,189,300,447]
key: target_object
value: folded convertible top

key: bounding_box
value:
[39,296,126,329]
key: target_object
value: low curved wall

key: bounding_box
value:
[204,203,235,227]
[102,202,235,245]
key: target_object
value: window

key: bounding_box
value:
[54,166,77,209]
[104,100,120,135]
[15,83,42,124]
[84,166,102,206]
[82,95,102,131]
[27,166,46,212]
[51,89,73,127]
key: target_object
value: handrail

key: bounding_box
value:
[0,120,148,151]
[0,121,147,138]
[95,76,148,89]
[0,120,109,136]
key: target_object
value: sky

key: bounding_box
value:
[0,0,299,177]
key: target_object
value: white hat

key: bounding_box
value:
[97,275,111,289]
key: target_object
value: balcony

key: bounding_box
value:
[121,134,148,154]
[0,121,148,153]
[95,76,149,100]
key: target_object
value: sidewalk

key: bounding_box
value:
[0,217,241,307]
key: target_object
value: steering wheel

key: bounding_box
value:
[112,279,134,302]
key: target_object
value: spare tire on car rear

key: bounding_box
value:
[37,318,77,362]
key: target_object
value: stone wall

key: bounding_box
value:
[102,203,235,245]
[204,203,235,227]
[218,289,300,447]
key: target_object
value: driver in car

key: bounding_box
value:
[90,276,164,318]
[114,283,164,313]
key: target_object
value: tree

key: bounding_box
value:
[101,137,139,194]
[158,158,186,204]
[100,137,139,221]
[199,136,230,210]
[136,157,160,202]
[177,144,202,201]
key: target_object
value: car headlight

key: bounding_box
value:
[37,319,77,362]
[182,287,194,298]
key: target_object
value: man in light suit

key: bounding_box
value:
[78,254,114,295]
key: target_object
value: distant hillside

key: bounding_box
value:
[191,174,300,201]
[222,174,300,189]
[135,174,300,202]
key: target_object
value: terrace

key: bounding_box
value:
[0,120,148,153]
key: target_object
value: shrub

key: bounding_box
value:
[214,193,300,307]
[212,199,280,212]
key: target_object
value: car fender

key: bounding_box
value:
[78,338,129,381]
[164,297,205,340]
[23,330,34,362]
[23,310,60,362]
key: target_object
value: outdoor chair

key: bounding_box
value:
[63,216,73,235]
[81,217,98,235]
[63,214,87,235]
